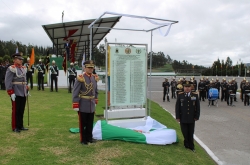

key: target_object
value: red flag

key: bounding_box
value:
[63,29,78,40]
[62,51,67,75]
[70,41,77,62]
[29,48,35,70]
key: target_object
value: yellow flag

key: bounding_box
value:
[29,48,35,69]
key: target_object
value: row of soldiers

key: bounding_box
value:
[1,58,78,93]
[163,77,250,106]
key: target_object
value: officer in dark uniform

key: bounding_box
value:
[24,57,35,90]
[170,77,177,99]
[198,78,206,101]
[243,81,250,106]
[232,78,238,102]
[68,62,77,93]
[72,60,98,145]
[5,53,29,133]
[227,80,235,106]
[36,59,45,91]
[192,76,197,91]
[175,81,200,152]
[221,78,228,102]
[205,77,210,99]
[162,78,170,102]
[240,78,246,102]
[49,60,59,92]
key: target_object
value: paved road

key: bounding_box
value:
[147,76,250,165]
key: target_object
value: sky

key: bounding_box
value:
[0,0,249,66]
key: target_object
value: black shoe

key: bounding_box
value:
[20,127,29,131]
[81,141,88,145]
[87,139,97,143]
[13,129,20,133]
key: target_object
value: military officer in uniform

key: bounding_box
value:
[232,78,238,102]
[221,78,228,102]
[5,53,29,133]
[240,78,246,102]
[49,60,59,92]
[68,62,77,93]
[227,80,235,106]
[243,81,250,106]
[170,77,177,99]
[36,59,45,91]
[214,78,220,99]
[198,78,206,101]
[72,60,98,145]
[24,57,35,90]
[162,78,170,102]
[175,81,200,152]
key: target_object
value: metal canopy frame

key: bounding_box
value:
[88,11,178,119]
[42,16,121,62]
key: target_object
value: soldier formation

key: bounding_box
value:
[163,76,250,106]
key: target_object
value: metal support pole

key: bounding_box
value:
[148,30,153,117]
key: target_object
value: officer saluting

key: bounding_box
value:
[68,62,77,93]
[36,59,45,91]
[175,81,200,152]
[5,53,29,133]
[72,60,98,145]
[49,60,59,92]
[24,57,35,90]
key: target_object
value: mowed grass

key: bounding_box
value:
[0,89,215,165]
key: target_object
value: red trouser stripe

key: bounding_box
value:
[11,101,16,130]
[78,112,82,142]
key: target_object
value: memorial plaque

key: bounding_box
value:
[109,45,147,106]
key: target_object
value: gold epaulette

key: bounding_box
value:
[178,92,184,94]
[192,92,198,95]
[77,74,85,82]
[93,74,99,82]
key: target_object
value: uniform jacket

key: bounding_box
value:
[162,81,170,91]
[72,73,98,113]
[68,67,77,76]
[49,65,59,76]
[24,63,35,74]
[5,65,28,97]
[36,63,46,75]
[175,92,200,123]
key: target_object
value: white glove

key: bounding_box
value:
[43,75,45,77]
[32,74,34,76]
[11,94,16,101]
[73,108,79,112]
[27,91,31,96]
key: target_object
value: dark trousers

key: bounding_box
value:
[244,93,249,105]
[79,112,94,142]
[26,72,33,89]
[12,96,26,130]
[68,75,75,92]
[50,74,58,91]
[227,94,233,105]
[1,78,5,90]
[199,90,205,101]
[180,122,195,150]
[171,87,176,98]
[221,90,227,101]
[38,73,44,90]
[163,89,169,101]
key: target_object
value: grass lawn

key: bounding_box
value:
[0,89,215,165]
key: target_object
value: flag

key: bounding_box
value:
[63,29,78,41]
[70,40,77,62]
[16,46,19,53]
[70,117,177,145]
[81,52,86,67]
[62,51,67,75]
[29,48,35,70]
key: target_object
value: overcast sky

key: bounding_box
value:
[1,0,249,66]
